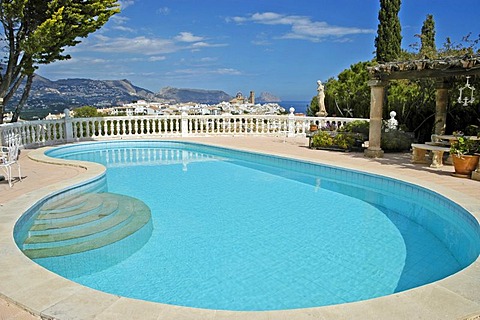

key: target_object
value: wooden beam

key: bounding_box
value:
[369,67,480,81]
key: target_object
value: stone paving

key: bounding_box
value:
[0,136,479,319]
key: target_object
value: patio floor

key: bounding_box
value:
[0,136,479,320]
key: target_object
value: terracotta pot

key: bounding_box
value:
[452,154,480,177]
[309,124,318,132]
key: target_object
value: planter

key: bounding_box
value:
[452,154,480,178]
[309,124,318,132]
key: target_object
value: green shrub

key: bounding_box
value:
[381,130,413,152]
[311,131,334,148]
[334,133,355,150]
[464,124,480,137]
[311,131,361,150]
[340,120,369,135]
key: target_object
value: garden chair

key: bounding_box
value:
[0,134,22,187]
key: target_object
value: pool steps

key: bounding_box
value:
[29,196,120,235]
[21,193,151,259]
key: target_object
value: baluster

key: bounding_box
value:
[158,118,163,134]
[121,119,126,136]
[103,119,108,137]
[48,122,54,142]
[151,119,156,134]
[140,118,145,135]
[38,123,44,143]
[122,119,127,136]
[41,122,47,143]
[25,125,31,145]
[37,123,42,143]
[85,120,90,138]
[91,120,97,138]
[193,118,198,133]
[56,121,62,141]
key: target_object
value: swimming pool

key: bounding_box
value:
[15,141,480,311]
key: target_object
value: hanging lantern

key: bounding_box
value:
[457,76,475,106]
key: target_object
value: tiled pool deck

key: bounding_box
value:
[0,136,479,320]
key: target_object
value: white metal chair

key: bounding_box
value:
[0,135,22,187]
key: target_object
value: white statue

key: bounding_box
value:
[316,80,328,117]
[387,111,398,130]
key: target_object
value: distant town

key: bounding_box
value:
[38,91,287,121]
[4,76,292,121]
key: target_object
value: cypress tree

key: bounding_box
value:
[375,0,402,62]
[420,14,436,57]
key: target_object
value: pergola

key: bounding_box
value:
[364,54,480,158]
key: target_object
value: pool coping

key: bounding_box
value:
[0,138,479,319]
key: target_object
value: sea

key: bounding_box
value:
[278,101,310,114]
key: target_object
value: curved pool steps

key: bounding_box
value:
[29,194,120,235]
[21,193,151,259]
[35,193,108,223]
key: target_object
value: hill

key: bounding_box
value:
[4,74,281,119]
[28,76,158,108]
[256,92,281,103]
[156,87,232,104]
[7,76,160,119]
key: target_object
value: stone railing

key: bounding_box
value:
[0,111,368,148]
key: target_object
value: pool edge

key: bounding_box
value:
[0,138,479,320]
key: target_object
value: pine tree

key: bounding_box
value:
[420,14,437,58]
[375,0,402,63]
[0,0,119,123]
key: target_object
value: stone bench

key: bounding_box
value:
[411,143,450,168]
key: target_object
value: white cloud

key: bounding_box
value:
[110,15,134,32]
[230,12,374,42]
[70,32,226,57]
[118,0,135,10]
[199,57,218,63]
[175,32,204,43]
[190,41,210,48]
[112,25,135,33]
[111,15,130,24]
[214,68,242,75]
[149,56,167,62]
[89,35,179,55]
[169,67,242,76]
[157,7,170,15]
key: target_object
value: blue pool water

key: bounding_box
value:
[17,141,480,311]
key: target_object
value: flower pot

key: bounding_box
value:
[309,124,318,132]
[452,154,480,178]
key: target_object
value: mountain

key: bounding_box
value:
[7,76,163,119]
[28,76,158,108]
[5,74,280,119]
[256,92,281,103]
[156,87,232,104]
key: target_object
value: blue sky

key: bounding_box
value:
[37,0,480,101]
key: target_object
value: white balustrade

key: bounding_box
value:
[1,114,368,148]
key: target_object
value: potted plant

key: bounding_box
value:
[450,136,480,178]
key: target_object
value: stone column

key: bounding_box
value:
[181,112,189,137]
[287,107,296,137]
[434,79,452,135]
[63,108,74,143]
[364,80,387,158]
